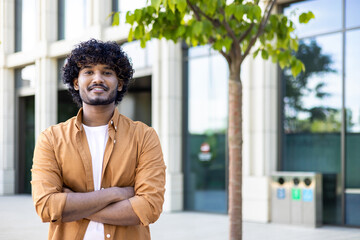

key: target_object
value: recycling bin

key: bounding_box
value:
[271,173,291,224]
[271,172,322,227]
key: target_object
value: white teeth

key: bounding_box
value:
[93,88,103,90]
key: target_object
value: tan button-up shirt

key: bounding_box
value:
[31,108,166,240]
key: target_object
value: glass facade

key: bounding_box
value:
[15,65,36,89]
[15,66,36,194]
[121,41,154,69]
[282,0,360,226]
[184,45,228,213]
[15,0,38,52]
[112,0,147,24]
[58,0,88,40]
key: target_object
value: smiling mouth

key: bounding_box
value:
[88,85,109,91]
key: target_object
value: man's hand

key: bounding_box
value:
[117,187,135,201]
[61,186,136,223]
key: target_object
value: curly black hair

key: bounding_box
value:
[62,39,134,107]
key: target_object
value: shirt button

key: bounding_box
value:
[110,120,113,125]
[114,140,116,144]
[115,126,117,131]
[106,234,110,238]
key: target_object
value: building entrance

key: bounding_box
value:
[184,45,229,213]
[17,96,35,194]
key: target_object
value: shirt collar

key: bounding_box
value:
[75,107,120,131]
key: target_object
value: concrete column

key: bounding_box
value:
[152,39,184,212]
[0,0,16,194]
[35,58,58,137]
[0,68,16,195]
[34,0,58,137]
[242,55,278,222]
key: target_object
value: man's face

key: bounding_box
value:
[73,64,122,106]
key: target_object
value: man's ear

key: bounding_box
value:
[73,78,79,90]
[118,81,123,91]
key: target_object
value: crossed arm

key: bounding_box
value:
[62,186,140,226]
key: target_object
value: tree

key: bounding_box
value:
[113,1,314,239]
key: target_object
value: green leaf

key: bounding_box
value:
[213,39,222,51]
[134,9,143,22]
[128,27,134,42]
[290,38,298,51]
[291,59,303,77]
[140,38,147,48]
[234,5,244,21]
[112,12,119,26]
[151,0,161,11]
[223,38,233,52]
[191,37,198,46]
[253,49,260,58]
[261,49,269,60]
[176,25,186,37]
[225,4,236,17]
[299,11,315,24]
[125,12,135,25]
[168,0,176,13]
[253,5,261,21]
[192,21,203,36]
[202,20,212,35]
[176,0,187,13]
[207,0,217,15]
[134,25,145,39]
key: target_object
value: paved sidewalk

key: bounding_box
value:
[1,195,360,240]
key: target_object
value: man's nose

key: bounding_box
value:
[92,71,104,84]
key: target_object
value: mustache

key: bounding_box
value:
[87,84,109,91]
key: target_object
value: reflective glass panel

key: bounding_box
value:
[17,96,35,193]
[15,65,36,89]
[114,0,147,24]
[345,29,360,190]
[185,46,228,213]
[58,0,88,40]
[282,33,343,224]
[283,0,342,38]
[15,0,38,52]
[121,40,154,69]
[346,0,360,29]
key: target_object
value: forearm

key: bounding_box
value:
[87,199,140,226]
[62,187,124,222]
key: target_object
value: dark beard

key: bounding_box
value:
[80,86,118,106]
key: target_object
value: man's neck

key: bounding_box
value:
[82,103,115,126]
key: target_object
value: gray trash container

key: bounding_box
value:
[271,172,322,227]
[271,173,291,224]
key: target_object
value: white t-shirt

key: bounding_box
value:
[82,124,109,240]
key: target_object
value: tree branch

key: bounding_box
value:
[241,0,277,63]
[219,8,239,43]
[187,0,222,27]
[238,23,254,43]
[186,0,201,21]
[209,36,232,65]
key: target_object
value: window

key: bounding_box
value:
[15,0,38,52]
[15,65,36,89]
[121,40,154,69]
[58,0,88,40]
[184,45,228,213]
[112,0,147,24]
[281,0,360,226]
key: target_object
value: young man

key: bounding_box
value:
[31,39,166,240]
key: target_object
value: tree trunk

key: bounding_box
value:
[228,74,242,240]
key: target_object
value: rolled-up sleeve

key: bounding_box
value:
[129,128,166,226]
[31,131,67,224]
